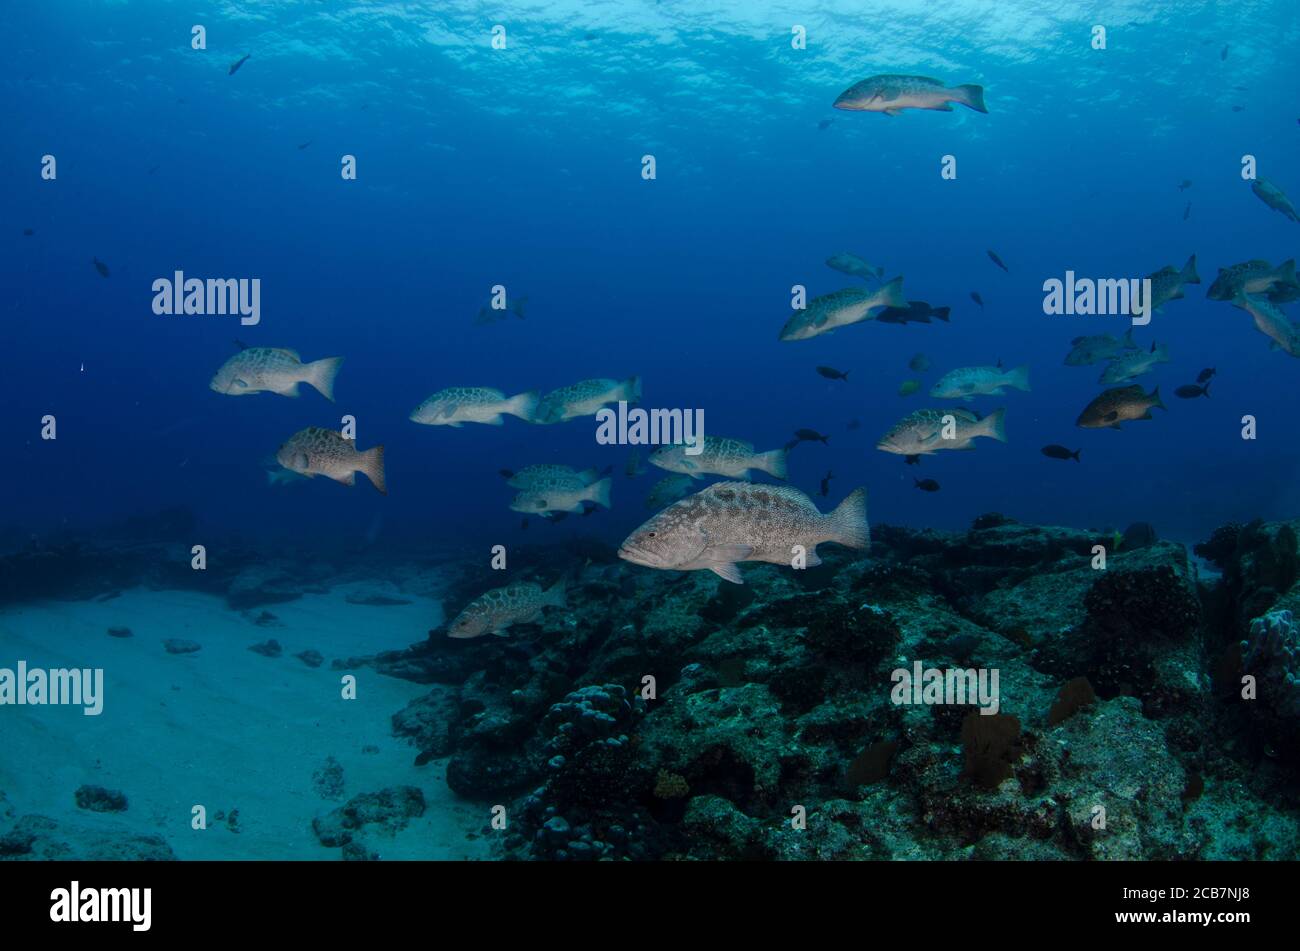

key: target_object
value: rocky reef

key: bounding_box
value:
[368,514,1300,861]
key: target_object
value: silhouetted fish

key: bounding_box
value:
[816,365,849,381]
[1041,445,1081,462]
[229,54,251,75]
[1175,383,1210,399]
[93,257,109,278]
[1183,202,1191,220]
[987,250,1009,272]
[1196,367,1216,383]
[22,228,34,236]
[914,478,940,492]
[819,470,833,497]
[970,291,984,309]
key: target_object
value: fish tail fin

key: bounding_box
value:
[544,577,567,609]
[842,370,850,380]
[585,477,613,509]
[1071,449,1081,462]
[827,487,870,550]
[1182,254,1200,285]
[1150,386,1166,411]
[1008,364,1031,391]
[955,84,988,114]
[1203,382,1211,399]
[507,389,539,421]
[982,407,1008,442]
[759,447,789,480]
[1277,259,1297,285]
[933,307,951,322]
[305,356,344,401]
[361,445,387,495]
[623,375,643,404]
[877,276,906,310]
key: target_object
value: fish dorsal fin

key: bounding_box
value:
[274,348,301,361]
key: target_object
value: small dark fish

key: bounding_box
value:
[816,365,849,381]
[1183,202,1191,221]
[914,478,940,492]
[1231,105,1244,113]
[970,291,984,309]
[1197,367,1216,383]
[987,250,1009,272]
[904,455,921,466]
[498,469,515,479]
[817,119,834,131]
[22,228,34,236]
[876,300,951,325]
[819,470,834,497]
[1177,180,1193,192]
[93,257,109,278]
[1041,445,1081,462]
[233,339,250,351]
[297,141,313,150]
[1220,44,1229,61]
[783,439,799,452]
[846,418,862,431]
[520,519,529,530]
[794,429,829,444]
[229,54,251,75]
[1175,383,1210,399]
[147,165,159,175]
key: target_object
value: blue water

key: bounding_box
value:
[4,0,1299,551]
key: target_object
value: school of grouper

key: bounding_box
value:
[203,73,1300,639]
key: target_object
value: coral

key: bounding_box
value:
[74,785,128,813]
[1083,566,1201,642]
[1239,610,1300,749]
[1047,677,1097,726]
[653,770,690,799]
[959,713,1023,791]
[1195,522,1241,568]
[311,786,425,848]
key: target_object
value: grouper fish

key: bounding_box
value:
[779,278,906,341]
[1251,178,1300,223]
[877,407,1007,456]
[447,578,567,638]
[276,427,387,494]
[211,348,343,401]
[833,74,988,116]
[618,481,869,584]
[409,386,538,427]
[1232,293,1300,357]
[1135,255,1200,314]
[650,436,788,481]
[1076,385,1165,429]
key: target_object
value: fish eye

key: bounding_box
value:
[647,532,656,537]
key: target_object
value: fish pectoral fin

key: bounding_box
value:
[273,382,301,397]
[933,103,954,111]
[491,629,510,638]
[883,108,901,117]
[708,563,745,584]
[327,472,356,486]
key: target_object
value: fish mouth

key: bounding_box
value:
[617,544,659,568]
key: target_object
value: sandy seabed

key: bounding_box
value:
[0,586,490,860]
